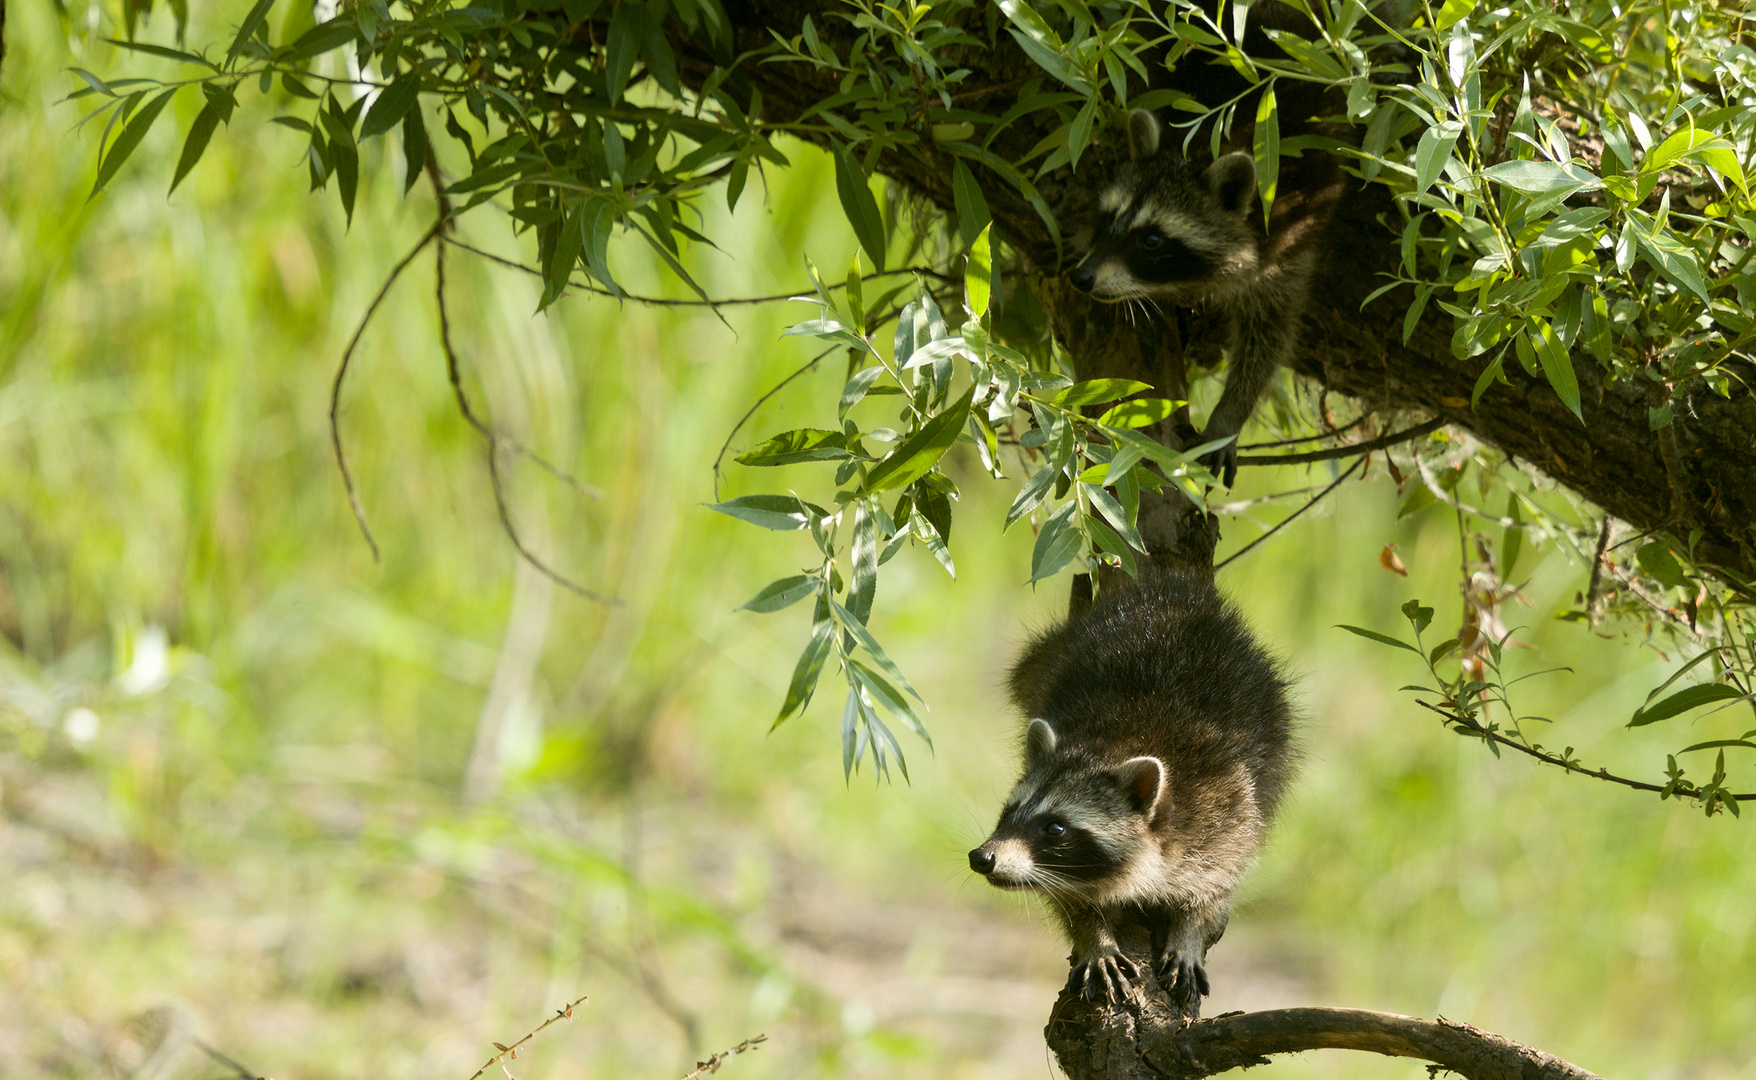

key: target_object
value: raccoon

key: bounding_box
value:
[1068,108,1337,487]
[968,569,1295,1012]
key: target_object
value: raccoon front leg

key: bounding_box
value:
[1201,275,1310,487]
[1146,904,1219,1014]
[1057,902,1140,1003]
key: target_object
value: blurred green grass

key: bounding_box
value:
[2,5,1754,1079]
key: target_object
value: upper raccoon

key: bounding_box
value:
[967,569,1294,1012]
[1068,108,1328,487]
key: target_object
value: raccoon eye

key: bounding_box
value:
[1138,231,1165,252]
[1042,821,1066,839]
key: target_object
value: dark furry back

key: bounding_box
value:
[1008,570,1295,821]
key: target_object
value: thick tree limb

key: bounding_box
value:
[1047,994,1605,1080]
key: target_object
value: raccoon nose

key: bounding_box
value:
[1068,263,1097,292]
[968,848,996,875]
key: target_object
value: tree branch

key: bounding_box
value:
[1046,1001,1604,1080]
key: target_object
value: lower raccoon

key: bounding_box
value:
[968,569,1294,1011]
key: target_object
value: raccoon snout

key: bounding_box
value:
[968,846,997,874]
[1068,262,1097,292]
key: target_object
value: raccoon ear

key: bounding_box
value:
[1126,109,1161,160]
[1206,152,1257,215]
[1025,718,1058,766]
[1113,756,1165,815]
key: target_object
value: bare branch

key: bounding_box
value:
[462,994,589,1080]
[678,1035,767,1080]
[329,222,442,561]
[1215,456,1364,571]
[1236,416,1446,466]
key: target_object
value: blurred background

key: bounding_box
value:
[3,4,1755,1078]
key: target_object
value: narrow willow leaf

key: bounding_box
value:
[1629,684,1745,727]
[740,575,818,613]
[1097,397,1178,428]
[965,223,992,319]
[604,1,638,104]
[909,505,956,578]
[735,428,854,466]
[226,0,279,65]
[401,108,429,194]
[169,102,221,194]
[360,73,422,139]
[850,660,930,746]
[951,159,991,247]
[1052,378,1152,407]
[832,141,887,272]
[1253,84,1278,229]
[1081,483,1145,552]
[707,494,827,531]
[1414,121,1461,196]
[775,614,835,727]
[860,385,974,493]
[1029,502,1084,584]
[1529,321,1582,423]
[1335,624,1422,654]
[1636,542,1690,589]
[93,87,177,196]
[541,203,582,308]
[839,366,885,419]
[849,499,878,624]
[831,599,920,700]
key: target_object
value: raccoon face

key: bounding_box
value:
[968,719,1166,899]
[1068,110,1259,303]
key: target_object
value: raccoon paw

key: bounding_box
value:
[1199,441,1239,488]
[1155,952,1211,1014]
[1068,951,1140,1003]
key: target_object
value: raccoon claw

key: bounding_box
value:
[1069,952,1140,1003]
[1155,952,1211,1014]
[1200,443,1239,488]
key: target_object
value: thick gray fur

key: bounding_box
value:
[970,569,1295,1013]
[1071,108,1320,486]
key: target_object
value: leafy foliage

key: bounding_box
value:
[80,0,1756,788]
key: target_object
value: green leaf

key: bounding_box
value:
[707,493,827,531]
[774,613,834,726]
[965,223,992,319]
[1336,624,1422,654]
[735,428,854,466]
[951,159,991,248]
[1629,683,1745,728]
[849,499,878,624]
[739,575,818,613]
[1007,461,1060,530]
[1029,502,1084,583]
[93,87,178,197]
[542,203,583,308]
[860,386,974,493]
[1052,379,1152,407]
[604,1,638,104]
[1500,493,1523,580]
[1636,542,1690,590]
[1433,0,1472,30]
[1097,397,1178,429]
[848,660,930,744]
[1482,159,1601,195]
[831,599,920,700]
[840,366,885,420]
[1414,121,1461,196]
[169,101,221,194]
[360,73,422,139]
[1253,84,1279,229]
[1528,321,1582,423]
[401,108,429,194]
[1402,599,1435,636]
[227,0,279,66]
[832,141,887,273]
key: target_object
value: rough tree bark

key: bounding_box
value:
[601,4,1688,1074]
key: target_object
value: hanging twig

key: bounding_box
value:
[1238,413,1371,449]
[190,1037,258,1080]
[1215,457,1364,571]
[330,222,444,560]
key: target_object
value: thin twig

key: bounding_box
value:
[678,1035,768,1080]
[1238,413,1371,449]
[1215,457,1364,571]
[330,222,443,561]
[1416,700,1756,802]
[190,1037,257,1080]
[437,230,618,607]
[1236,417,1445,466]
[446,236,953,306]
[1585,515,1614,625]
[462,995,590,1080]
